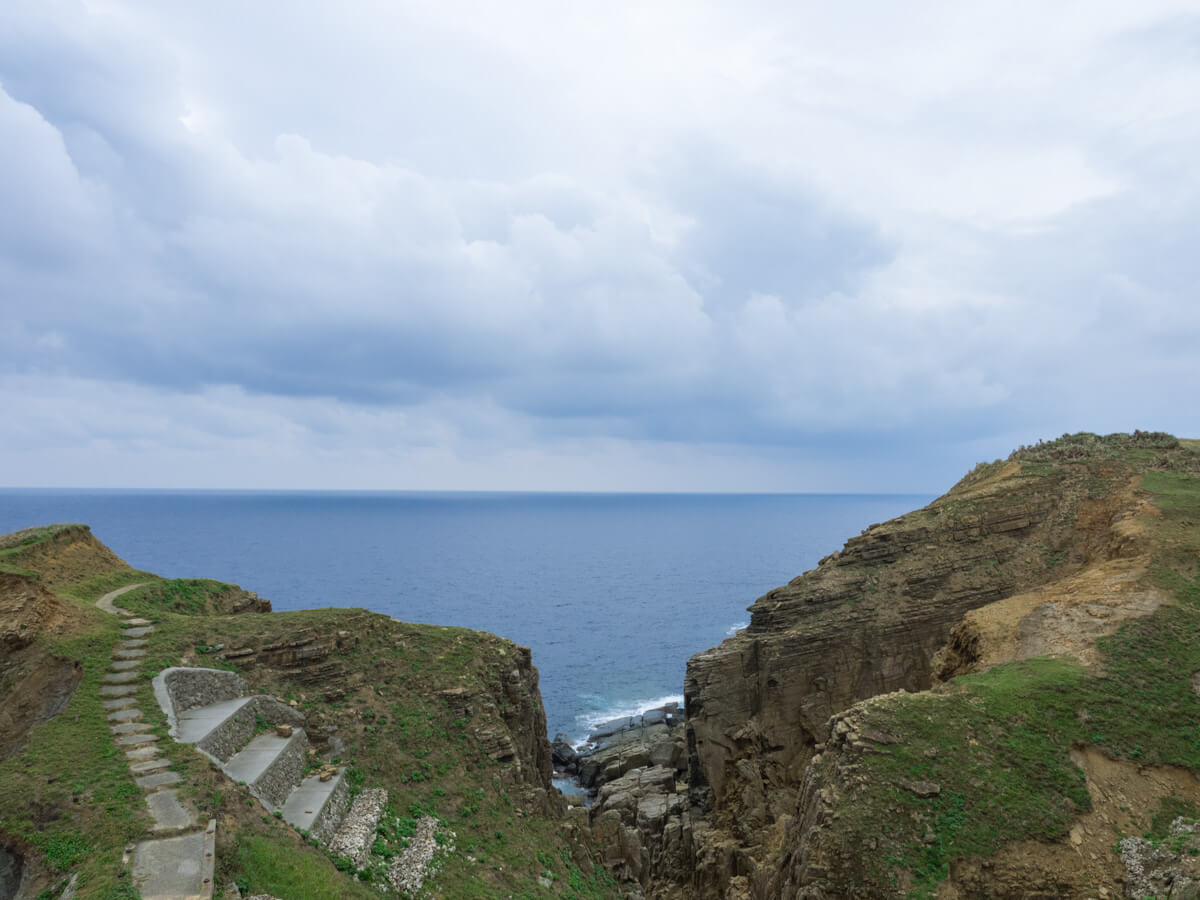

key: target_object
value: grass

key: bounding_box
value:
[117,579,240,616]
[0,622,153,898]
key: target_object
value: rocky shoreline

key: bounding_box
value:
[551,702,687,795]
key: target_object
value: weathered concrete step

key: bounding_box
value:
[117,732,159,746]
[136,771,182,790]
[110,659,141,672]
[124,626,155,637]
[281,769,345,836]
[132,819,215,900]
[146,790,197,832]
[112,722,153,735]
[100,684,138,697]
[104,696,138,710]
[123,617,153,627]
[114,648,147,660]
[104,671,139,684]
[126,746,161,761]
[130,758,171,775]
[175,696,254,745]
[120,639,149,649]
[109,707,143,723]
[223,733,293,786]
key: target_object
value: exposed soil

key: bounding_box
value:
[941,747,1200,899]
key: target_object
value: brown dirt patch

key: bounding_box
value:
[3,526,129,589]
[941,746,1200,899]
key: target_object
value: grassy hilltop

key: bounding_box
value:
[0,525,615,899]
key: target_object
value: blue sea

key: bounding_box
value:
[0,491,929,741]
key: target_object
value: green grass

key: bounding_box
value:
[0,624,153,897]
[117,579,239,616]
[230,835,378,900]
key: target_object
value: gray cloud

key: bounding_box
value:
[2,0,1199,490]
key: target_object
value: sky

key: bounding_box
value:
[1,0,1198,492]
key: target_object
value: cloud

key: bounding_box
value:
[1,0,1199,489]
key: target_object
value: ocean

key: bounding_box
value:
[0,490,929,741]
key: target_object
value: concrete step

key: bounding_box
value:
[123,617,153,627]
[110,659,141,672]
[136,771,182,791]
[175,696,254,745]
[120,639,149,649]
[124,626,155,637]
[108,707,142,723]
[117,732,159,747]
[281,768,346,839]
[132,819,215,900]
[103,696,138,710]
[130,758,171,775]
[100,684,138,697]
[114,648,147,660]
[112,722,153,735]
[103,671,139,684]
[224,730,308,811]
[146,790,197,832]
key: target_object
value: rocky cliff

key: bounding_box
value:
[648,432,1200,898]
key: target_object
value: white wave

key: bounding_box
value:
[726,621,748,636]
[572,693,685,746]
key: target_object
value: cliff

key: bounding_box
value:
[0,525,614,899]
[655,432,1200,898]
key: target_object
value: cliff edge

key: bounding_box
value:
[621,431,1200,898]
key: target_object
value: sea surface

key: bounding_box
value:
[0,490,930,741]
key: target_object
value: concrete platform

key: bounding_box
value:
[176,697,253,744]
[281,769,343,833]
[132,820,215,899]
[223,733,291,786]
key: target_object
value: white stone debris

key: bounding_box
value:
[328,787,388,868]
[387,816,454,897]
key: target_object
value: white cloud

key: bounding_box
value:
[1,1,1199,489]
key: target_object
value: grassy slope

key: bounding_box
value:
[0,527,614,899]
[812,434,1200,897]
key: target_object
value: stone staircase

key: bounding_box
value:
[97,585,217,900]
[96,586,391,899]
[151,666,353,845]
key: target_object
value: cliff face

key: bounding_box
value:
[672,433,1198,898]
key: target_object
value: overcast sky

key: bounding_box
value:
[2,1,1198,492]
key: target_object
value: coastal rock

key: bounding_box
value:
[574,705,687,790]
[590,765,687,887]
